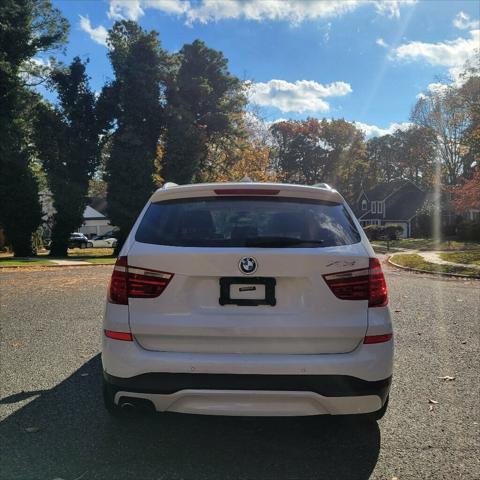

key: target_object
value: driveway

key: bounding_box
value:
[0,266,479,479]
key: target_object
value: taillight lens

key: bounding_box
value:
[108,256,128,305]
[323,257,388,307]
[108,256,173,305]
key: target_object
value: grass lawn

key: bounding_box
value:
[438,250,480,266]
[373,238,480,251]
[67,247,114,257]
[0,258,54,266]
[390,253,480,277]
[84,257,116,264]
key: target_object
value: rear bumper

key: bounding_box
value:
[105,372,391,416]
[102,336,394,381]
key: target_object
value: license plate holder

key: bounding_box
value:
[219,277,276,306]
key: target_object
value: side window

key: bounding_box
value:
[371,202,376,213]
[361,199,367,211]
[378,201,383,214]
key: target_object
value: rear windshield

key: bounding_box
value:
[135,197,361,248]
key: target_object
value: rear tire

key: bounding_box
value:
[80,242,87,249]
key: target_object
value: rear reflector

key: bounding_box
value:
[323,257,388,307]
[363,333,392,344]
[214,189,280,195]
[104,330,133,341]
[108,256,173,305]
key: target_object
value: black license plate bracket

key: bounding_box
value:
[219,277,276,306]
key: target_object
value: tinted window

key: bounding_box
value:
[135,197,360,247]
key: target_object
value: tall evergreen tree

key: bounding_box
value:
[34,57,101,256]
[0,0,68,256]
[100,21,170,249]
[162,40,246,184]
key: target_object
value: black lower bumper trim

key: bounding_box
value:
[104,372,391,402]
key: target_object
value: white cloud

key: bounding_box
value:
[250,79,352,113]
[107,0,416,25]
[391,28,479,82]
[79,15,108,46]
[354,121,412,138]
[108,0,144,20]
[376,38,388,48]
[453,11,480,30]
[373,0,416,19]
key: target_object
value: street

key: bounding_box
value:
[1,265,479,479]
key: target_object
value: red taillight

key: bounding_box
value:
[214,189,280,195]
[108,256,173,305]
[108,256,128,305]
[104,330,133,341]
[323,257,388,307]
[363,333,392,344]
[368,257,388,307]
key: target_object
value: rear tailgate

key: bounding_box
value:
[125,183,369,355]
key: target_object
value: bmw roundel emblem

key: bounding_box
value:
[239,256,257,275]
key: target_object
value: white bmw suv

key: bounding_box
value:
[102,182,393,419]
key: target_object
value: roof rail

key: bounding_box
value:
[313,183,333,190]
[163,182,178,189]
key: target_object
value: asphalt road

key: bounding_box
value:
[1,264,479,480]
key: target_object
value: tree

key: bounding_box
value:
[161,40,246,184]
[34,57,101,256]
[101,21,170,249]
[392,126,437,188]
[411,86,471,185]
[449,167,480,213]
[269,118,367,200]
[0,0,68,255]
[366,134,398,183]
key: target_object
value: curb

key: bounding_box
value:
[0,262,114,270]
[387,255,480,280]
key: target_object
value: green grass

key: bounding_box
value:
[390,253,480,277]
[438,250,480,266]
[67,247,114,257]
[84,257,116,264]
[373,238,480,251]
[0,258,54,267]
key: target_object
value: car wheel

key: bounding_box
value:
[88,242,93,248]
[80,242,87,249]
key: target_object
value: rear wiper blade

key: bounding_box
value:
[244,236,324,247]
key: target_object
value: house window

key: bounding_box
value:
[361,199,367,211]
[371,202,376,213]
[377,201,383,214]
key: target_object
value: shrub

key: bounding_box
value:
[384,224,404,240]
[456,221,480,241]
[363,224,385,240]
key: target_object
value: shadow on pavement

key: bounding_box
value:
[0,355,380,480]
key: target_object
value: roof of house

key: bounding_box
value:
[363,179,410,200]
[358,180,427,221]
[88,197,108,216]
[83,205,106,220]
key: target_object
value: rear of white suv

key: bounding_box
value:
[102,182,393,419]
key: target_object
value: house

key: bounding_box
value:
[79,197,116,237]
[353,180,427,238]
[38,192,116,238]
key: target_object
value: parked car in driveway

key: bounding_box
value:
[102,182,393,420]
[89,234,118,248]
[68,233,92,249]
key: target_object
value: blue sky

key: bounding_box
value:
[44,0,480,137]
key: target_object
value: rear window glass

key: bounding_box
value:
[135,197,360,248]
